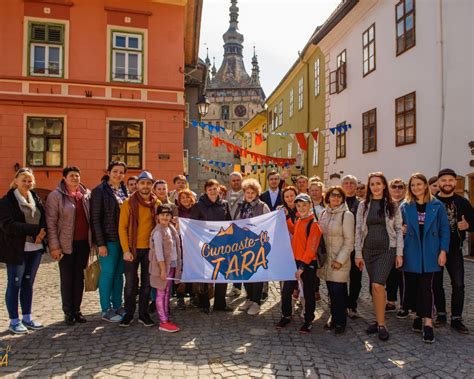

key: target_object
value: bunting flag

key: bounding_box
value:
[255,133,263,146]
[295,133,308,151]
[311,131,319,142]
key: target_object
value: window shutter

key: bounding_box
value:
[31,24,46,42]
[329,70,338,94]
[47,25,63,43]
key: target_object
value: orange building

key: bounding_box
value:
[0,0,202,194]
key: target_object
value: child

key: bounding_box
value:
[149,204,182,332]
[276,193,322,334]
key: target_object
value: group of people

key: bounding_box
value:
[0,162,473,344]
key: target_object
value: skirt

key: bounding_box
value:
[363,247,396,285]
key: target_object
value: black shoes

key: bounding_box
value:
[423,326,435,343]
[385,303,397,313]
[396,309,410,319]
[276,317,291,329]
[412,317,422,333]
[261,292,269,302]
[213,305,233,312]
[377,325,390,341]
[366,322,378,334]
[75,312,87,323]
[64,314,75,326]
[334,325,345,335]
[451,319,469,334]
[299,322,312,334]
[119,314,134,327]
[138,314,155,327]
[434,314,447,327]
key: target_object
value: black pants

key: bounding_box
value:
[198,283,228,310]
[281,264,316,323]
[124,249,151,318]
[233,283,242,290]
[386,265,404,302]
[176,283,194,299]
[400,271,417,311]
[59,240,90,315]
[346,251,362,310]
[433,246,465,318]
[244,282,263,305]
[327,281,347,327]
[404,272,435,319]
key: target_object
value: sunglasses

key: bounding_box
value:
[391,185,405,190]
[330,193,342,198]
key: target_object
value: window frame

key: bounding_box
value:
[362,108,377,153]
[395,91,416,146]
[287,142,292,158]
[289,88,294,118]
[362,23,376,77]
[221,105,230,120]
[108,120,144,169]
[183,149,189,175]
[298,78,304,110]
[314,58,320,96]
[336,121,347,159]
[278,100,283,126]
[312,137,319,166]
[330,50,347,94]
[26,116,64,168]
[395,0,416,56]
[111,30,144,84]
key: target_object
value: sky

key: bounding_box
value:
[199,0,341,95]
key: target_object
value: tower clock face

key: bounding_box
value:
[234,105,247,117]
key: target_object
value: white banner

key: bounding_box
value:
[179,210,297,283]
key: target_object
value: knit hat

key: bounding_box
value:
[156,204,174,215]
[137,171,154,182]
[294,193,312,203]
[437,168,457,179]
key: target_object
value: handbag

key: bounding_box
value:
[84,247,101,292]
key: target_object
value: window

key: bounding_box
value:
[312,138,319,166]
[185,103,190,128]
[29,23,64,77]
[109,121,143,168]
[395,92,416,146]
[278,100,283,126]
[268,111,273,130]
[289,89,294,117]
[330,50,347,94]
[248,134,252,148]
[26,117,64,167]
[221,105,230,120]
[183,149,189,175]
[111,31,143,83]
[298,78,304,110]
[287,142,292,158]
[362,108,377,153]
[396,0,415,55]
[314,58,320,96]
[363,24,376,76]
[336,122,346,159]
[272,107,277,131]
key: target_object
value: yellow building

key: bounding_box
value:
[239,111,268,189]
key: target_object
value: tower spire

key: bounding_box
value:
[212,57,217,77]
[222,0,243,57]
[250,46,260,86]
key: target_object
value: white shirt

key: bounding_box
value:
[269,188,280,208]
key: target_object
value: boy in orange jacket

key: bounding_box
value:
[276,193,322,333]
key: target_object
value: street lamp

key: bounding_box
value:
[197,94,210,117]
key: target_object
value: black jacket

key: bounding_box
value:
[90,179,129,247]
[260,189,283,212]
[190,194,232,221]
[0,189,46,264]
[436,193,474,247]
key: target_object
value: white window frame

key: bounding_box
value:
[278,100,283,126]
[298,78,304,110]
[30,44,63,77]
[289,88,294,117]
[314,58,320,96]
[273,106,278,131]
[312,138,319,166]
[111,31,143,83]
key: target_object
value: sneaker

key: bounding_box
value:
[335,325,346,335]
[451,319,469,334]
[385,303,397,313]
[119,314,134,327]
[9,321,28,334]
[159,321,180,333]
[102,309,122,323]
[412,317,422,333]
[434,314,447,327]
[299,322,312,334]
[366,322,378,334]
[22,319,44,330]
[228,287,241,297]
[276,317,291,329]
[247,302,260,316]
[148,301,156,314]
[114,307,126,317]
[423,326,435,343]
[64,314,75,326]
[238,299,253,311]
[347,308,359,319]
[377,325,390,341]
[138,314,155,327]
[396,309,410,319]
[75,312,87,323]
[177,298,186,310]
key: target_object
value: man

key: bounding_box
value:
[226,172,244,219]
[119,171,161,327]
[341,175,362,319]
[295,175,309,194]
[356,181,366,199]
[126,176,138,194]
[433,168,474,333]
[429,176,439,196]
[260,171,283,211]
[168,175,195,205]
[308,179,325,219]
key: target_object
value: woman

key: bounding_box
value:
[355,172,403,341]
[233,178,270,316]
[153,180,178,217]
[0,168,47,334]
[90,161,128,323]
[190,179,232,313]
[318,186,354,335]
[400,173,449,343]
[46,166,91,326]
[278,186,298,224]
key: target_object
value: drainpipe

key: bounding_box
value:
[438,0,445,171]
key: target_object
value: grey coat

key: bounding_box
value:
[233,197,270,220]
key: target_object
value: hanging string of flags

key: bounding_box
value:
[196,161,228,177]
[190,156,281,170]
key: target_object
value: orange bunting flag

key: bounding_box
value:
[255,133,263,146]
[311,131,319,142]
[295,133,308,151]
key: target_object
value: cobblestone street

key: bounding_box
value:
[1,255,474,378]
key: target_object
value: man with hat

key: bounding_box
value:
[433,168,474,333]
[119,171,161,327]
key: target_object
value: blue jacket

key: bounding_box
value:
[400,199,450,273]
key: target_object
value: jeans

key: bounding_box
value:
[59,241,90,315]
[244,282,263,305]
[124,249,151,318]
[404,272,435,319]
[5,249,43,320]
[156,268,175,323]
[433,246,465,318]
[386,266,404,303]
[98,241,124,312]
[327,281,347,327]
[346,251,362,310]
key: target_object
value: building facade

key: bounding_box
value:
[0,0,202,194]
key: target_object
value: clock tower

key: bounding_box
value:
[195,0,265,191]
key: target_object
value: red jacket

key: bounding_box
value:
[287,214,322,265]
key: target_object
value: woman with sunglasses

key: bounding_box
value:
[355,172,404,341]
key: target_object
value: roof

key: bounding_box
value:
[184,0,204,66]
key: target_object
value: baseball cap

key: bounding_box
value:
[294,193,312,203]
[437,168,456,179]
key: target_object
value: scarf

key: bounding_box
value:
[14,189,37,218]
[129,191,158,257]
[239,200,256,219]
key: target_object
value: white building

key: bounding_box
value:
[316,0,473,194]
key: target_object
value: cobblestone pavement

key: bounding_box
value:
[1,256,474,378]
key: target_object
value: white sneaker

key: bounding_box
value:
[238,299,253,311]
[247,302,260,316]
